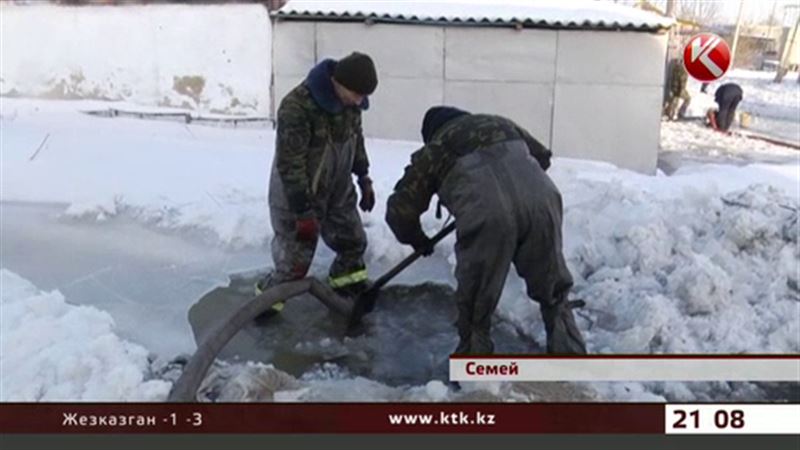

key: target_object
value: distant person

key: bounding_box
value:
[665,59,691,120]
[707,83,743,132]
[257,52,379,318]
[385,107,587,355]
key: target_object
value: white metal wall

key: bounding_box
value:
[271,20,667,173]
[273,21,444,142]
[552,31,667,173]
[443,27,557,151]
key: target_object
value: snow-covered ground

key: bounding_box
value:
[659,119,798,172]
[1,84,798,402]
[682,69,799,145]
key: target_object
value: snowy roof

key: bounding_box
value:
[275,0,674,31]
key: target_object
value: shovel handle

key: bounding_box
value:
[346,221,456,332]
[371,222,456,292]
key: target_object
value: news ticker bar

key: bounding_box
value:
[449,356,800,381]
[0,404,797,434]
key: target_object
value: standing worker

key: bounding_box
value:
[385,107,587,355]
[665,58,691,121]
[257,52,379,317]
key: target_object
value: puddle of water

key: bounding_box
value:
[189,276,541,387]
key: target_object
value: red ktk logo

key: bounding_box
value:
[682,33,732,82]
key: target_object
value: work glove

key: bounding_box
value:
[411,234,435,257]
[535,150,552,171]
[357,175,375,212]
[295,213,319,242]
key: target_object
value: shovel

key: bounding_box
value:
[345,222,456,335]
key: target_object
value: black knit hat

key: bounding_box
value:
[333,52,378,95]
[421,106,470,144]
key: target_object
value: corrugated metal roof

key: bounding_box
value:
[275,0,674,31]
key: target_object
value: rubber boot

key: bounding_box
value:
[541,297,587,355]
[333,280,370,301]
[253,273,286,322]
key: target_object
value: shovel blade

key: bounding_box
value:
[345,288,380,336]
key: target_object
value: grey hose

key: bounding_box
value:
[168,278,352,402]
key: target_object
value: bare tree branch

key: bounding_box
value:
[675,0,723,26]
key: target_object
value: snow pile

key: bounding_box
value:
[0,270,171,401]
[561,182,798,355]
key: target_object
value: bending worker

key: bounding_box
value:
[385,106,587,355]
[708,82,743,132]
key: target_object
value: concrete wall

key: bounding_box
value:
[272,21,666,173]
[1,3,272,115]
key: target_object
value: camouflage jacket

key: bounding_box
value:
[274,61,369,214]
[669,59,688,95]
[386,114,552,245]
